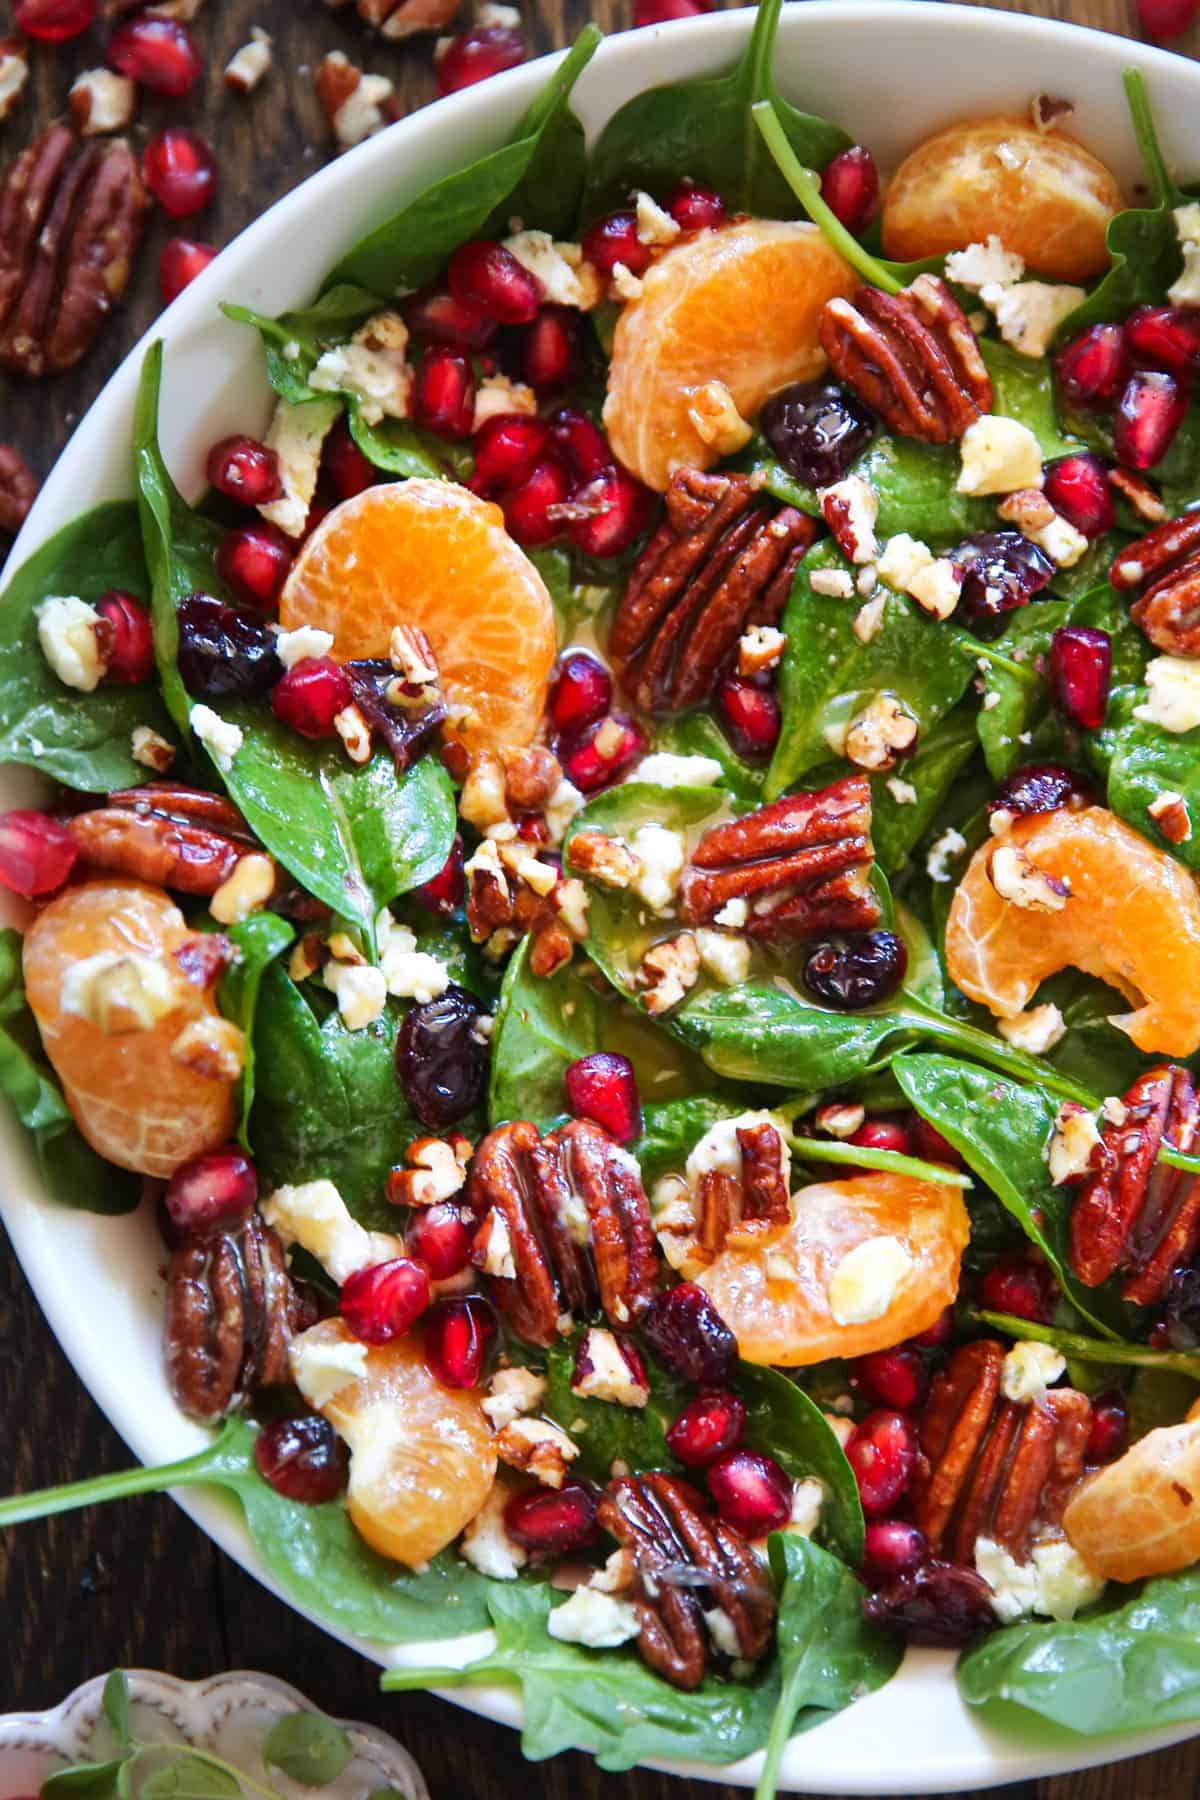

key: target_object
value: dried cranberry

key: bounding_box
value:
[412,834,465,917]
[448,241,542,325]
[472,414,552,494]
[844,1409,916,1517]
[160,237,216,304]
[581,211,651,279]
[271,657,351,739]
[1050,624,1112,730]
[802,931,908,1011]
[666,1390,746,1467]
[404,286,498,351]
[760,379,876,488]
[548,652,612,738]
[978,1253,1057,1324]
[549,409,613,482]
[564,1051,642,1144]
[95,590,154,684]
[642,1283,737,1386]
[405,1202,473,1280]
[557,715,646,792]
[1161,1265,1200,1349]
[715,674,781,758]
[1055,322,1128,409]
[107,16,203,96]
[14,0,97,41]
[215,521,293,611]
[341,1258,430,1344]
[1043,452,1116,538]
[435,23,528,96]
[1126,303,1200,373]
[0,810,78,899]
[521,304,583,392]
[176,592,282,700]
[861,1519,929,1586]
[852,1349,928,1412]
[412,346,476,441]
[164,1147,257,1239]
[206,435,281,508]
[990,762,1092,818]
[1136,0,1200,41]
[143,128,217,220]
[323,416,376,501]
[505,1481,598,1553]
[1114,369,1187,470]
[708,1448,792,1536]
[908,1116,962,1169]
[820,146,880,235]
[662,181,727,232]
[423,1294,497,1388]
[503,458,571,547]
[863,1559,995,1646]
[634,0,710,23]
[569,467,654,559]
[396,984,488,1129]
[254,1414,348,1505]
[1086,1391,1129,1462]
[953,531,1054,638]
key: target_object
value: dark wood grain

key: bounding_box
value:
[3,0,1200,1794]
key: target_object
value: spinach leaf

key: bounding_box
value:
[217,912,295,1147]
[582,0,847,222]
[633,1094,751,1186]
[653,711,766,812]
[346,411,447,480]
[958,1565,1200,1735]
[543,1329,684,1481]
[871,710,978,873]
[223,285,381,403]
[0,502,176,791]
[1102,689,1200,871]
[488,936,602,1129]
[765,543,977,798]
[330,29,601,295]
[384,1581,781,1771]
[972,601,1067,780]
[754,1535,902,1800]
[137,1756,239,1800]
[1036,968,1153,1101]
[735,1365,863,1566]
[980,340,1080,461]
[977,1310,1200,1384]
[1128,1365,1200,1441]
[41,1764,125,1800]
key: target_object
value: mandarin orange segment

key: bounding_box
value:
[881,115,1124,282]
[279,479,557,751]
[603,220,856,492]
[22,879,237,1180]
[296,1319,496,1567]
[1063,1417,1200,1581]
[944,806,1200,1057]
[696,1172,969,1367]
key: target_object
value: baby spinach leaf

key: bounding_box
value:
[981,340,1080,461]
[330,28,601,295]
[871,710,978,873]
[755,434,993,546]
[261,1714,353,1787]
[978,1311,1200,1384]
[633,1094,751,1186]
[653,711,767,812]
[217,912,295,1148]
[346,411,446,480]
[735,1366,863,1566]
[543,1330,684,1481]
[958,1565,1200,1735]
[1036,969,1152,1101]
[223,285,381,403]
[383,1580,781,1771]
[1128,1365,1200,1441]
[971,600,1066,780]
[1102,689,1200,872]
[766,543,978,798]
[582,0,847,221]
[41,1763,125,1800]
[137,1757,239,1800]
[488,936,601,1129]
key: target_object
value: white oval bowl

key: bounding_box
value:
[4,3,1200,1788]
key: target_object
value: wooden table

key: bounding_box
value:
[4,0,1200,1793]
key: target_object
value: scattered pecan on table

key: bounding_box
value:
[164,1213,305,1423]
[608,469,816,713]
[1111,512,1200,657]
[466,1117,659,1345]
[820,274,993,444]
[326,0,460,35]
[0,444,38,536]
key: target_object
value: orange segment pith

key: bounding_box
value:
[604,220,856,492]
[696,1172,969,1367]
[944,806,1200,1056]
[1063,1417,1200,1580]
[279,479,557,750]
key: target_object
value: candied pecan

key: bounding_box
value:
[609,469,815,713]
[164,1213,299,1423]
[597,1472,776,1690]
[0,443,37,535]
[697,1120,790,1254]
[1111,512,1200,657]
[0,124,147,377]
[678,774,879,942]
[911,1339,1092,1565]
[67,782,264,897]
[1069,1066,1200,1304]
[820,275,992,445]
[466,1118,658,1345]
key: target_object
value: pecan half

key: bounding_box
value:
[352,0,460,35]
[466,1118,658,1345]
[1069,1066,1200,1304]
[0,443,37,535]
[164,1213,299,1423]
[597,1473,777,1690]
[609,469,815,713]
[820,275,993,445]
[911,1339,1092,1565]
[1111,512,1200,657]
[697,1120,790,1255]
[0,124,147,377]
[67,782,261,897]
[678,774,879,942]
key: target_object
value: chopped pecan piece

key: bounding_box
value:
[597,1473,777,1690]
[698,1121,790,1254]
[637,931,700,1015]
[164,1213,300,1423]
[465,836,586,976]
[609,469,815,712]
[1069,1065,1200,1304]
[0,124,147,377]
[1111,512,1200,657]
[466,1118,658,1345]
[67,782,263,897]
[328,0,460,34]
[678,774,879,942]
[0,443,37,535]
[820,275,993,445]
[911,1340,1092,1565]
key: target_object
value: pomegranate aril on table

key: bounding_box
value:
[633,0,711,24]
[435,23,529,96]
[107,17,203,97]
[14,0,96,39]
[160,238,217,304]
[143,130,218,221]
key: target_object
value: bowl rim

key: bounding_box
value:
[5,3,1200,1789]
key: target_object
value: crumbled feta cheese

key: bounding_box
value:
[1134,656,1200,735]
[572,1327,650,1407]
[686,1111,791,1191]
[809,567,856,599]
[853,595,887,643]
[210,852,276,926]
[990,843,1070,911]
[628,824,687,912]
[634,190,681,248]
[827,1235,912,1326]
[262,1179,403,1283]
[975,1535,1105,1623]
[35,596,105,693]
[907,557,962,620]
[982,281,1086,358]
[1002,1339,1066,1403]
[503,229,602,309]
[544,777,584,844]
[61,950,181,1034]
[696,928,752,988]
[311,313,412,426]
[611,261,644,302]
[944,236,1025,290]
[631,752,724,788]
[548,1587,641,1647]
[460,1481,528,1580]
[67,67,134,134]
[377,913,451,1002]
[258,397,339,538]
[1045,1102,1102,1185]
[876,533,934,594]
[957,415,1043,496]
[482,1366,548,1431]
[819,475,879,564]
[323,959,387,1030]
[926,826,967,883]
[886,777,918,806]
[687,380,752,457]
[974,1536,1043,1623]
[998,1002,1066,1054]
[290,1329,368,1409]
[714,897,747,928]
[472,374,538,429]
[276,625,334,670]
[191,703,244,773]
[225,26,273,92]
[785,1478,825,1539]
[1168,202,1200,306]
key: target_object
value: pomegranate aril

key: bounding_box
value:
[14,0,96,39]
[143,129,217,220]
[548,651,612,737]
[1137,0,1200,39]
[177,592,282,701]
[580,211,651,279]
[423,1294,497,1388]
[570,467,655,558]
[160,238,217,304]
[852,1348,928,1412]
[165,1147,257,1238]
[1055,322,1128,409]
[910,1305,954,1349]
[254,1414,348,1505]
[1125,303,1200,373]
[665,1390,746,1468]
[662,181,726,232]
[1086,1391,1129,1462]
[1114,369,1187,470]
[1042,451,1116,538]
[323,416,377,501]
[504,1480,598,1553]
[95,590,154,684]
[471,414,552,494]
[643,1282,737,1386]
[634,0,710,24]
[564,1051,642,1144]
[908,1116,962,1169]
[708,1448,792,1536]
[448,240,542,326]
[1050,624,1112,731]
[107,17,203,97]
[820,145,880,236]
[716,675,781,758]
[522,305,582,392]
[271,657,352,739]
[558,715,646,792]
[412,834,465,916]
[435,23,528,96]
[0,810,78,899]
[848,1119,912,1158]
[412,346,476,441]
[844,1409,916,1517]
[549,408,613,482]
[403,286,497,351]
[206,435,282,508]
[215,521,293,611]
[503,457,570,547]
[405,1202,473,1280]
[861,1519,929,1586]
[978,1253,1057,1324]
[341,1258,430,1345]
